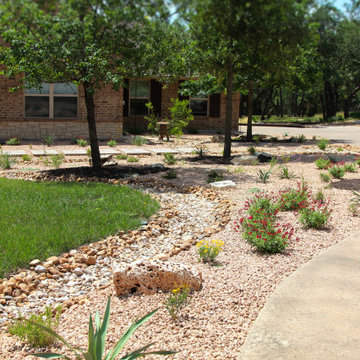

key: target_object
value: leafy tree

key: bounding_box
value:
[0,0,178,169]
[177,0,309,156]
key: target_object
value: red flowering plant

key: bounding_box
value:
[298,197,332,229]
[277,180,311,211]
[235,193,296,253]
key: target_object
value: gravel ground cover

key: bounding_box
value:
[1,135,360,359]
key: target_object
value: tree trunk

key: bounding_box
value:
[261,86,273,121]
[280,87,283,118]
[246,81,254,141]
[343,85,360,118]
[83,84,101,170]
[223,57,234,159]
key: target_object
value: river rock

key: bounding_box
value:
[231,155,258,165]
[113,258,202,296]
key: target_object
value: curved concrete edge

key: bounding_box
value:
[239,232,360,360]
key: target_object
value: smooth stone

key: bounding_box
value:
[231,155,258,165]
[148,147,178,154]
[34,265,47,273]
[210,180,236,189]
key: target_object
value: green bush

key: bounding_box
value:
[299,207,331,229]
[328,165,345,179]
[317,138,329,151]
[29,297,175,359]
[163,169,177,179]
[193,145,207,157]
[9,305,61,348]
[277,182,310,211]
[297,134,306,143]
[344,163,356,173]
[127,156,139,163]
[42,134,57,147]
[247,146,256,155]
[163,153,177,165]
[76,138,88,147]
[0,152,16,169]
[131,136,147,146]
[50,153,65,169]
[165,285,191,321]
[107,139,117,147]
[22,154,32,162]
[315,158,331,170]
[6,137,21,145]
[116,154,128,160]
[145,102,160,135]
[320,172,331,183]
[168,98,194,137]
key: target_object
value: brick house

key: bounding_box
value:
[0,76,240,140]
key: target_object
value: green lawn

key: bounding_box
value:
[0,178,159,277]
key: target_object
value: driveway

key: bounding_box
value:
[237,124,360,145]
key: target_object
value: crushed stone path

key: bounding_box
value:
[239,231,360,360]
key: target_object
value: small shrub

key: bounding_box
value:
[318,138,329,150]
[314,189,325,203]
[131,136,147,146]
[278,165,296,179]
[116,154,128,160]
[28,297,175,359]
[269,136,278,142]
[165,284,190,320]
[354,156,360,166]
[258,168,272,183]
[227,166,244,173]
[163,153,177,165]
[193,145,207,157]
[9,305,61,348]
[22,154,32,162]
[320,172,331,183]
[0,152,16,169]
[297,134,306,143]
[315,158,331,170]
[283,132,289,137]
[348,202,359,216]
[42,135,56,147]
[163,169,177,179]
[236,208,294,253]
[50,153,65,169]
[197,239,224,263]
[337,147,344,152]
[76,138,88,147]
[107,139,117,147]
[6,137,21,145]
[247,146,256,155]
[328,165,345,179]
[299,205,331,229]
[246,193,279,218]
[207,170,224,183]
[86,148,92,157]
[277,182,310,211]
[145,102,160,135]
[127,156,139,163]
[168,98,194,137]
[344,163,356,173]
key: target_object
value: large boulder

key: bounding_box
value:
[231,155,258,165]
[113,258,202,296]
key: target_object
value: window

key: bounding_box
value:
[129,80,149,116]
[190,93,208,116]
[25,82,78,118]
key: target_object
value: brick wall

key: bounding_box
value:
[0,75,124,140]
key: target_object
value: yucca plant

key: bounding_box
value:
[30,297,176,359]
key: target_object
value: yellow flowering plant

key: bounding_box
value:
[165,284,190,320]
[197,239,224,263]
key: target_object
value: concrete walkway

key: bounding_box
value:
[239,232,360,360]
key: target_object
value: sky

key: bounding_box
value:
[333,0,348,11]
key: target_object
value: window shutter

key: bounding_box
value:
[150,79,162,117]
[209,93,221,117]
[123,79,129,117]
[178,80,189,101]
